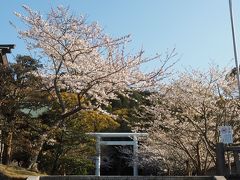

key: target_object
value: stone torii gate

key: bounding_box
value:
[88,132,148,176]
[0,44,15,66]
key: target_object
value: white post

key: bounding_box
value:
[96,136,101,176]
[133,135,138,176]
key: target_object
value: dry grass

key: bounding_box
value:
[0,164,45,179]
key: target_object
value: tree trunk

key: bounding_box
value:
[51,130,64,174]
[196,143,203,175]
[185,160,193,176]
[28,136,46,172]
[2,130,13,165]
[51,151,61,174]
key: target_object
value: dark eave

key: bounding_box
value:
[0,44,15,54]
[0,44,15,66]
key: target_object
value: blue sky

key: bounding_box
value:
[1,0,240,71]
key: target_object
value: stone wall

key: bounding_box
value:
[36,175,225,180]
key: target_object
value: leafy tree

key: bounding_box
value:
[0,55,46,165]
[38,109,119,175]
[108,91,152,132]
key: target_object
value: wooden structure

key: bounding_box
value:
[0,44,15,66]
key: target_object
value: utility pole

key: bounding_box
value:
[228,0,240,99]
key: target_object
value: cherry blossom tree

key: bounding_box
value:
[13,5,176,171]
[135,66,240,175]
[14,5,176,120]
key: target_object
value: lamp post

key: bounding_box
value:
[228,0,240,99]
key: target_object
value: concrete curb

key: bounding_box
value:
[31,175,227,180]
[26,175,227,180]
[26,176,39,180]
[214,176,226,180]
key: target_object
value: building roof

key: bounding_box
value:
[0,44,15,54]
[0,44,15,66]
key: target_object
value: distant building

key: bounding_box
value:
[0,44,15,66]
